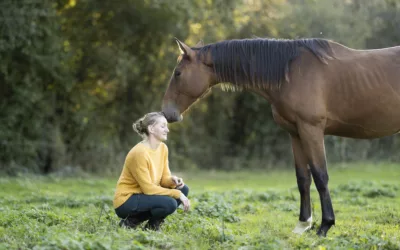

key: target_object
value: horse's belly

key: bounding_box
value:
[325,82,400,139]
[325,116,400,139]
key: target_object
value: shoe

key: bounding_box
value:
[144,218,165,231]
[119,217,142,229]
[119,212,150,229]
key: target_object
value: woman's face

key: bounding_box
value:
[149,116,170,142]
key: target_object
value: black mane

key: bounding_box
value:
[196,38,334,89]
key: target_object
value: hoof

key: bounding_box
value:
[292,217,312,235]
[317,229,327,237]
[316,220,334,237]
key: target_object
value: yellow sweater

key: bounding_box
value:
[113,142,181,209]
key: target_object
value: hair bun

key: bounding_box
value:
[138,120,145,133]
[132,112,164,138]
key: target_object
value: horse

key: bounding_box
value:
[161,37,400,236]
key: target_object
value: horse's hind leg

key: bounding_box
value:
[290,134,313,234]
[298,123,335,237]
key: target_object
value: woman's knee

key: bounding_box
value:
[161,197,178,215]
[180,185,189,197]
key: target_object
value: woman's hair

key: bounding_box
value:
[132,112,165,138]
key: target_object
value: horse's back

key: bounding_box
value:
[283,42,400,139]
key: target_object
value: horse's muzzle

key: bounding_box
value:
[161,104,183,123]
[163,112,183,123]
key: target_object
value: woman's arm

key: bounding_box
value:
[128,151,181,198]
[160,146,178,188]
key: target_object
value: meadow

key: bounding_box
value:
[1,162,399,249]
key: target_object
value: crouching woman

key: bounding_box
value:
[113,112,190,231]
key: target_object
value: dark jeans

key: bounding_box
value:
[115,185,189,221]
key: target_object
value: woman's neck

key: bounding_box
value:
[142,137,161,150]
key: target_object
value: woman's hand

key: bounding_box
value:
[172,176,184,189]
[179,193,190,212]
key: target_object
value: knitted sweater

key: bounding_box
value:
[113,142,181,208]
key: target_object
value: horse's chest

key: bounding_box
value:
[271,106,297,134]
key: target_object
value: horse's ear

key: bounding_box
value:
[175,38,194,58]
[194,40,204,48]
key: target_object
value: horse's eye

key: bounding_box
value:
[174,71,181,77]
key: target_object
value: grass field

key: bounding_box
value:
[1,162,399,249]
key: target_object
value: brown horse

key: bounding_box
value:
[161,37,400,236]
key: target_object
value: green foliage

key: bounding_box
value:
[0,0,68,173]
[334,181,398,198]
[1,0,400,174]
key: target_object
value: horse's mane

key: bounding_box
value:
[196,38,334,90]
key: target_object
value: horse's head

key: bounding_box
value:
[162,39,216,123]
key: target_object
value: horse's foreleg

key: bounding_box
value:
[291,134,313,235]
[298,124,335,237]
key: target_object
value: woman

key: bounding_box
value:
[113,112,190,231]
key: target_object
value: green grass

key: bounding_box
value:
[0,162,400,249]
